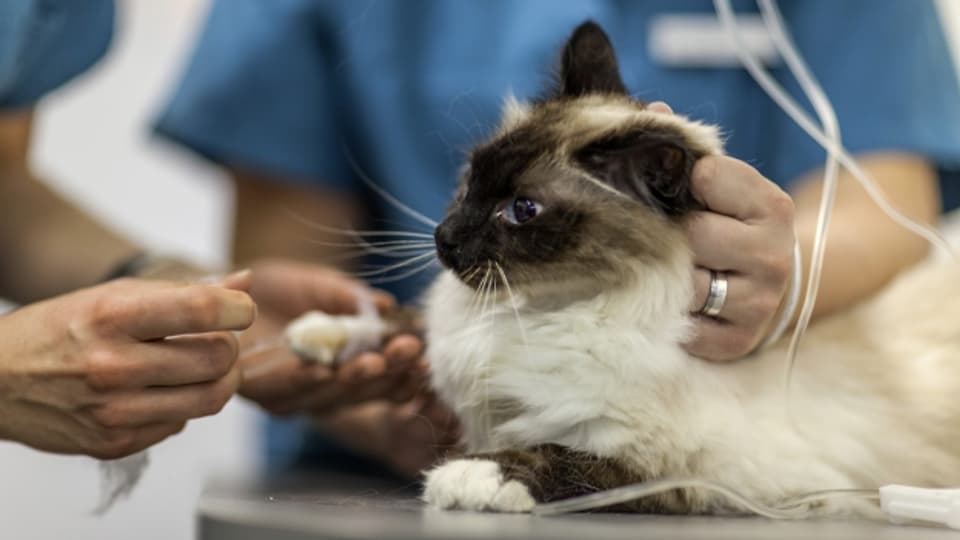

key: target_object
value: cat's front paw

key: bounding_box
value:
[423,459,536,513]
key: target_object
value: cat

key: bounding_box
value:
[420,21,960,517]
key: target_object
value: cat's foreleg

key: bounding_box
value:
[423,444,679,513]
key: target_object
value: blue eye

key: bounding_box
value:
[500,197,541,225]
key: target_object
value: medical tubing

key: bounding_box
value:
[752,0,842,390]
[715,0,839,387]
[713,0,953,259]
[532,477,879,518]
[757,238,802,349]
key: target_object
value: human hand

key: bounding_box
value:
[0,274,255,459]
[646,102,796,361]
[684,155,795,361]
[317,394,462,479]
[237,259,427,415]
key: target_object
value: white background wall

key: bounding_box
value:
[0,1,958,539]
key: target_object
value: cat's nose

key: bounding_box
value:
[434,224,460,269]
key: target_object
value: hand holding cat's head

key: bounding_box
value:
[435,22,723,295]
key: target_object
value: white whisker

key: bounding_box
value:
[351,251,437,278]
[482,262,498,439]
[366,257,440,285]
[495,262,528,347]
[305,239,436,249]
[333,249,436,263]
[343,147,440,229]
[286,209,434,238]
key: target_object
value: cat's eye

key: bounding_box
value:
[499,197,541,225]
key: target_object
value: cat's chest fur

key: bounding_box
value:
[425,254,711,470]
[424,257,960,515]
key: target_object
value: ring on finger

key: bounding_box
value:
[699,270,728,318]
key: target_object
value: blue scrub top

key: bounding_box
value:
[155,0,960,470]
[0,0,113,108]
[157,0,960,303]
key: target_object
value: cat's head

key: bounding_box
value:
[434,22,722,294]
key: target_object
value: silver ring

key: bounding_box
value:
[700,270,728,318]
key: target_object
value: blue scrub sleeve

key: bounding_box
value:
[0,0,113,108]
[154,0,352,189]
[769,0,960,206]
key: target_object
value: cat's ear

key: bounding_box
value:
[559,21,628,97]
[573,130,703,216]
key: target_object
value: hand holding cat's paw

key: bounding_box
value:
[423,459,536,513]
[235,259,425,416]
[284,311,386,366]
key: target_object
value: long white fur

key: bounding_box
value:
[424,98,960,517]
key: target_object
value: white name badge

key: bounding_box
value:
[648,14,782,68]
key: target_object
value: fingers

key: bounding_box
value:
[684,316,760,362]
[218,269,254,292]
[383,335,424,371]
[89,421,188,460]
[86,332,239,390]
[692,156,794,223]
[686,211,766,268]
[110,283,256,340]
[646,101,673,114]
[683,155,796,363]
[240,352,338,408]
[126,421,188,454]
[689,268,781,326]
[238,335,427,416]
[87,366,241,429]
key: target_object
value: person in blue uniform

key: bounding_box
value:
[155,0,960,473]
[0,0,430,464]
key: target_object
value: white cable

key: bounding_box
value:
[713,0,954,259]
[749,0,841,386]
[532,477,878,518]
[757,238,802,349]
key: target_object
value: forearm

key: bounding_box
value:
[0,109,143,302]
[0,174,143,302]
[790,152,939,319]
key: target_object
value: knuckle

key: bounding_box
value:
[92,429,138,460]
[89,404,128,429]
[759,251,792,283]
[84,349,126,392]
[204,333,239,377]
[766,190,796,222]
[752,292,782,320]
[86,295,128,332]
[186,290,221,328]
[691,156,720,188]
[721,328,755,359]
[201,383,234,416]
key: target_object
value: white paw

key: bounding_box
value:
[284,311,385,366]
[423,459,536,513]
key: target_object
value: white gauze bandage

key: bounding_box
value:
[284,286,389,365]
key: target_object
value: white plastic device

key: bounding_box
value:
[880,485,960,530]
